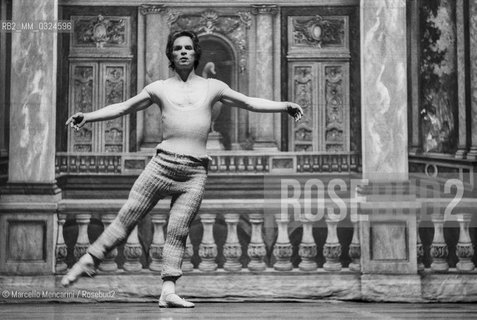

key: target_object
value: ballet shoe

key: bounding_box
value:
[61,253,96,287]
[158,293,195,308]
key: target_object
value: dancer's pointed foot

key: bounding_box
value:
[61,253,96,287]
[158,293,195,308]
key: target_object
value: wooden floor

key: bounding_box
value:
[1,302,477,320]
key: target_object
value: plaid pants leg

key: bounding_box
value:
[87,155,170,261]
[161,172,207,281]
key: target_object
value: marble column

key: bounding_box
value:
[139,5,169,149]
[361,0,408,182]
[467,0,477,159]
[3,0,60,198]
[359,1,418,281]
[251,5,279,151]
[455,0,468,159]
[0,0,59,275]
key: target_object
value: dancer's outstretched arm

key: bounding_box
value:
[66,90,153,131]
[220,87,303,121]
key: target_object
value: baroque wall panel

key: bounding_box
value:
[419,0,458,154]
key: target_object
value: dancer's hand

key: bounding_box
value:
[286,103,303,122]
[65,112,87,131]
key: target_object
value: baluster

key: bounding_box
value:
[416,215,424,272]
[79,157,87,172]
[456,214,475,272]
[247,157,255,171]
[88,156,96,172]
[298,217,317,271]
[430,213,449,272]
[229,157,236,171]
[322,156,330,172]
[55,213,67,273]
[123,226,143,272]
[115,156,121,173]
[331,155,339,171]
[60,156,68,173]
[247,214,266,271]
[341,155,348,171]
[55,157,60,174]
[98,214,118,272]
[312,156,320,171]
[98,157,106,172]
[237,157,245,171]
[273,213,293,271]
[198,213,218,271]
[348,215,361,272]
[182,234,194,272]
[303,156,311,171]
[219,156,227,171]
[149,213,167,272]
[256,157,264,171]
[323,214,342,271]
[107,157,115,172]
[223,213,242,271]
[74,214,91,261]
[70,156,78,172]
[296,156,303,172]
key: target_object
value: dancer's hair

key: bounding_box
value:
[166,30,202,70]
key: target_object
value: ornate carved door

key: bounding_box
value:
[60,9,137,153]
[284,7,360,153]
[68,61,130,152]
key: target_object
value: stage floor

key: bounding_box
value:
[1,302,477,320]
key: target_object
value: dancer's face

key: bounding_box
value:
[172,36,196,70]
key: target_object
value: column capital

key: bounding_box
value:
[251,4,279,16]
[140,4,165,16]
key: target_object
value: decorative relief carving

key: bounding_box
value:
[223,244,242,259]
[325,67,343,124]
[293,66,313,151]
[105,67,124,105]
[166,8,182,28]
[170,9,250,73]
[456,243,474,259]
[292,15,345,48]
[72,66,94,152]
[124,244,142,260]
[149,245,164,260]
[419,1,458,153]
[104,66,125,152]
[199,10,219,34]
[295,128,313,141]
[237,11,252,29]
[72,15,129,48]
[430,243,448,259]
[323,244,341,260]
[271,158,293,169]
[73,66,94,113]
[325,66,345,152]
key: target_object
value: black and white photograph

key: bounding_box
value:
[1,0,477,319]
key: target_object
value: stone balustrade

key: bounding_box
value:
[55,151,361,175]
[55,203,362,276]
[56,201,477,277]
